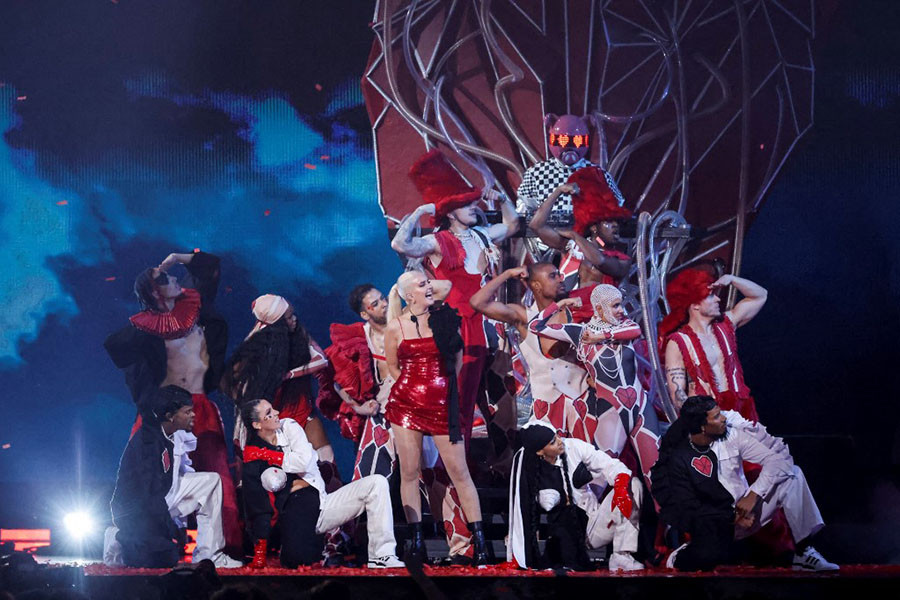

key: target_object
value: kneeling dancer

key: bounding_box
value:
[241,399,403,569]
[508,422,644,571]
[109,385,242,568]
[651,396,838,571]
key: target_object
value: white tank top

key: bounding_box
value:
[520,306,589,400]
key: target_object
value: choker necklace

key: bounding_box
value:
[409,308,430,337]
[688,438,711,454]
[452,229,473,240]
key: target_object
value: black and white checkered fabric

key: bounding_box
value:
[516,159,627,227]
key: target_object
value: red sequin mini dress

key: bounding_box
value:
[385,336,451,435]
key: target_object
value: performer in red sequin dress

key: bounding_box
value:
[383,270,488,566]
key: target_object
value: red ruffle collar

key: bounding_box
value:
[129,289,201,340]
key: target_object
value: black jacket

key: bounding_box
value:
[110,421,181,567]
[651,437,735,534]
[241,432,299,543]
[104,252,228,416]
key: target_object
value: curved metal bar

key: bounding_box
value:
[477,0,542,165]
[595,33,673,124]
[751,85,786,212]
[728,0,752,308]
[401,2,498,189]
[607,53,729,180]
[636,211,678,423]
[668,12,691,217]
[380,1,524,177]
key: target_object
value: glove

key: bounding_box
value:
[612,473,633,520]
[243,445,284,466]
[249,539,268,569]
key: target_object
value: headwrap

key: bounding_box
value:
[246,294,290,340]
[575,284,624,363]
[659,268,715,339]
[519,421,556,454]
[408,149,482,227]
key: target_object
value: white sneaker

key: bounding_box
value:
[666,543,689,569]
[608,552,643,572]
[211,554,245,569]
[368,555,406,569]
[792,546,839,571]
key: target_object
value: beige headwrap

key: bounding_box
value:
[246,294,289,340]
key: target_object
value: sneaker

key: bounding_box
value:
[792,546,839,571]
[608,552,643,572]
[368,555,406,569]
[666,543,689,569]
[212,554,245,569]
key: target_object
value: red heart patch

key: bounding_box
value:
[533,399,549,419]
[574,399,588,421]
[691,455,713,477]
[615,387,638,409]
[374,426,390,447]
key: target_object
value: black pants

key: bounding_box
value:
[545,505,592,571]
[674,517,736,571]
[279,486,324,568]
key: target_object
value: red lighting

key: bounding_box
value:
[1,529,51,552]
[549,133,557,145]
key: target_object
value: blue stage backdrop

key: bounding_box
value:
[0,0,898,511]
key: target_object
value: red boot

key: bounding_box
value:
[249,539,268,569]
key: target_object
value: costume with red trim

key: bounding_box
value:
[559,166,632,291]
[105,252,241,555]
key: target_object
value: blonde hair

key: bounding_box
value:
[387,270,426,322]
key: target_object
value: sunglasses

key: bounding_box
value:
[549,133,590,148]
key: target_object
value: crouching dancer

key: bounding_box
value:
[107,386,242,568]
[508,422,644,572]
[240,399,404,569]
[651,396,838,571]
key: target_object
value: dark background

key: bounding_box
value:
[0,1,897,562]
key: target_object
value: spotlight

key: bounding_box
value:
[62,511,95,539]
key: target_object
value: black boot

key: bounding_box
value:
[405,522,428,565]
[469,521,489,566]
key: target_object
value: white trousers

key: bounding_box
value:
[315,475,397,559]
[585,479,642,553]
[736,465,824,543]
[104,472,230,567]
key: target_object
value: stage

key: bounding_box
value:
[31,562,900,599]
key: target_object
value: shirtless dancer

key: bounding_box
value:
[469,264,596,442]
[661,269,768,420]
[105,251,241,554]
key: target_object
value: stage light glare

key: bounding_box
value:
[63,511,95,539]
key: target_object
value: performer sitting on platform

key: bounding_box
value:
[661,269,768,420]
[528,285,660,490]
[508,421,644,572]
[651,396,838,571]
[469,263,595,442]
[383,270,489,565]
[108,385,242,568]
[104,250,241,554]
[222,293,348,563]
[241,398,404,569]
[529,168,632,291]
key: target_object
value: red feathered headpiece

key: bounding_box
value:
[408,150,482,227]
[568,167,632,235]
[658,268,715,339]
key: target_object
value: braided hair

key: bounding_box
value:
[221,318,312,406]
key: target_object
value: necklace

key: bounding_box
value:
[688,438,711,454]
[452,229,474,241]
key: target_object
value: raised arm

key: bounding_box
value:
[483,190,520,242]
[384,319,402,381]
[560,231,631,281]
[578,319,642,345]
[527,297,584,346]
[390,204,441,259]
[664,340,690,411]
[718,275,767,328]
[163,251,221,305]
[528,183,576,251]
[469,266,528,327]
